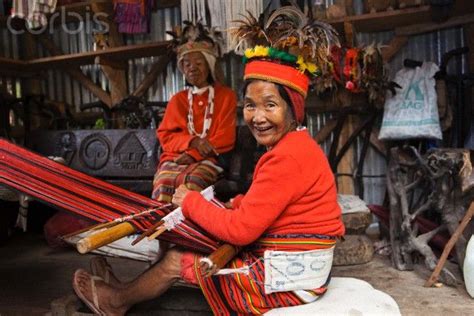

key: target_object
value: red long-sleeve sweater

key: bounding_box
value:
[157,83,237,163]
[182,130,345,246]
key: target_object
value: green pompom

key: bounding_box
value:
[93,118,106,129]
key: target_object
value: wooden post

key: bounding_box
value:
[22,32,42,95]
[336,93,356,195]
[344,21,355,46]
[91,2,127,107]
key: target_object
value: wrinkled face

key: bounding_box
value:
[181,52,210,88]
[244,80,295,149]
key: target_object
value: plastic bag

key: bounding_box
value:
[379,62,442,140]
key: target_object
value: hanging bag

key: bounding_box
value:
[379,62,442,140]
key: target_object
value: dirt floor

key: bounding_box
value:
[1,232,474,315]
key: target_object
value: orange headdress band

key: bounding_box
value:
[243,60,309,98]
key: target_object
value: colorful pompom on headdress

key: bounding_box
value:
[167,21,224,81]
[231,5,340,98]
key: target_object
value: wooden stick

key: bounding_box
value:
[76,222,136,254]
[201,244,241,276]
[425,202,474,287]
[147,225,167,241]
[131,220,164,245]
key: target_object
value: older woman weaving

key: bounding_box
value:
[72,7,344,315]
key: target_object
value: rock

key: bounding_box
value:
[334,235,374,266]
[342,211,373,234]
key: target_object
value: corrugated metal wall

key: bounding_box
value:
[1,3,469,204]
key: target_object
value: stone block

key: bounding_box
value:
[334,234,374,266]
[342,212,373,234]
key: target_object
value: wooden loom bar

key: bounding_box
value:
[76,222,137,254]
[209,244,241,269]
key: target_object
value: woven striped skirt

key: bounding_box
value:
[152,160,223,203]
[185,234,337,315]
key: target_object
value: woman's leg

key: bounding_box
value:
[74,249,184,315]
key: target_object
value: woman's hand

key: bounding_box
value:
[224,198,234,209]
[189,137,218,157]
[174,153,195,165]
[172,184,191,207]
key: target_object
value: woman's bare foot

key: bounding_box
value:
[73,269,129,316]
[90,257,125,288]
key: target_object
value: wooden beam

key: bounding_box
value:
[0,68,41,78]
[157,0,180,9]
[28,41,171,70]
[314,118,338,144]
[94,57,127,70]
[0,57,28,70]
[132,55,172,98]
[369,128,387,157]
[38,35,112,107]
[382,35,408,62]
[396,13,474,36]
[343,21,354,46]
[91,2,127,106]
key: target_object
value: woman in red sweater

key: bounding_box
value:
[152,25,237,203]
[72,8,344,315]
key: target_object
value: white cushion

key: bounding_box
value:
[265,277,401,316]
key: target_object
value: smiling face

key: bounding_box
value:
[181,52,210,88]
[243,80,296,149]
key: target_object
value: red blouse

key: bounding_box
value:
[182,130,345,246]
[157,83,237,163]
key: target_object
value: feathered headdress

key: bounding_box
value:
[231,6,340,92]
[230,5,340,123]
[167,21,224,81]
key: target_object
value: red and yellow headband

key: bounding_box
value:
[244,60,310,98]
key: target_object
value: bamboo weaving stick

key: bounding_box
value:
[76,222,136,254]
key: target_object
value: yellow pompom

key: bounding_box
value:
[254,45,268,57]
[306,62,317,74]
[244,46,269,59]
[244,48,254,59]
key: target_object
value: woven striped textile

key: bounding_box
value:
[192,234,337,315]
[152,160,222,203]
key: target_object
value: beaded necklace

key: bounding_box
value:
[187,85,215,138]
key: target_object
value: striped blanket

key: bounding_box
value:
[152,160,223,203]
[192,234,337,315]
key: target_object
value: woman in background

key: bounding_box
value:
[152,24,237,202]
